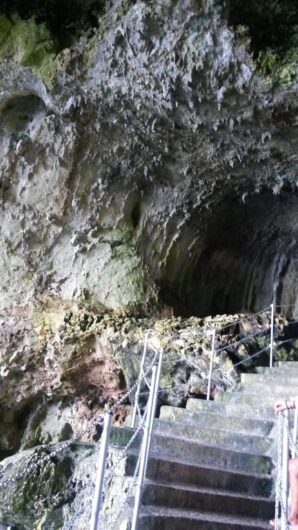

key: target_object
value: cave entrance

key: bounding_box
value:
[160,190,298,318]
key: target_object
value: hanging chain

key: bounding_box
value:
[0,351,157,490]
[109,450,141,530]
[105,419,145,485]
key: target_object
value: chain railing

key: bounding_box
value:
[85,302,295,529]
[0,301,297,529]
[89,348,163,530]
[275,409,294,530]
[274,403,298,530]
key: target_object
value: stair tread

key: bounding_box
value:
[186,398,275,418]
[151,430,272,457]
[217,392,291,401]
[155,418,270,440]
[144,479,273,503]
[131,450,272,480]
[136,364,297,528]
[140,505,271,527]
[161,406,274,428]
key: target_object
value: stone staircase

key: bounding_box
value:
[139,361,298,529]
[112,361,298,529]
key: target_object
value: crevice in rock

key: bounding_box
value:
[0,403,33,461]
[0,95,47,133]
[131,201,141,230]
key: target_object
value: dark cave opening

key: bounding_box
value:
[228,0,298,55]
[0,0,105,46]
[159,190,298,319]
[1,95,47,133]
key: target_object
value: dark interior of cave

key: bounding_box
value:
[1,95,47,133]
[1,0,297,54]
[0,0,105,45]
[160,189,298,319]
[228,0,297,54]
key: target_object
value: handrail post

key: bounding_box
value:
[131,355,161,530]
[145,349,163,470]
[270,302,275,368]
[207,329,216,401]
[293,407,298,458]
[281,410,289,530]
[90,412,113,530]
[131,332,149,428]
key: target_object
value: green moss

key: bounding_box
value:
[0,13,12,48]
[257,45,298,86]
[229,0,298,86]
[0,14,58,88]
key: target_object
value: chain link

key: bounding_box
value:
[105,419,145,485]
[0,306,295,528]
[0,351,157,490]
[61,422,145,530]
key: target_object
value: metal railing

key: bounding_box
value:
[275,408,298,530]
[131,331,151,428]
[88,302,297,530]
[89,348,163,530]
[206,302,298,394]
[1,300,297,530]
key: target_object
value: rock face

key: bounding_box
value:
[0,0,297,527]
[1,299,269,456]
[0,0,297,316]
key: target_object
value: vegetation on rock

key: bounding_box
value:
[0,14,58,87]
[229,0,298,85]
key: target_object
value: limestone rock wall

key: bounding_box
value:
[0,0,297,527]
[0,0,297,317]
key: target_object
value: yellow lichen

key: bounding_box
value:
[0,14,58,88]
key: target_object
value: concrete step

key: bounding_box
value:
[276,361,298,368]
[186,398,275,421]
[160,405,274,437]
[150,435,273,474]
[125,453,273,497]
[216,390,281,405]
[110,427,273,473]
[139,506,272,530]
[216,393,293,408]
[255,366,298,376]
[153,419,272,455]
[142,480,274,519]
[239,382,298,396]
[241,373,298,385]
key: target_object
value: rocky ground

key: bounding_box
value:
[0,298,278,458]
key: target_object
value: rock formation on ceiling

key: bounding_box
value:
[0,0,297,527]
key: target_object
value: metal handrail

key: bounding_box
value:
[90,412,113,530]
[131,350,163,530]
[270,302,275,368]
[281,411,289,530]
[206,329,216,401]
[131,332,149,428]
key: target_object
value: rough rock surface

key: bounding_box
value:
[0,0,297,527]
[0,0,297,316]
[1,298,274,457]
